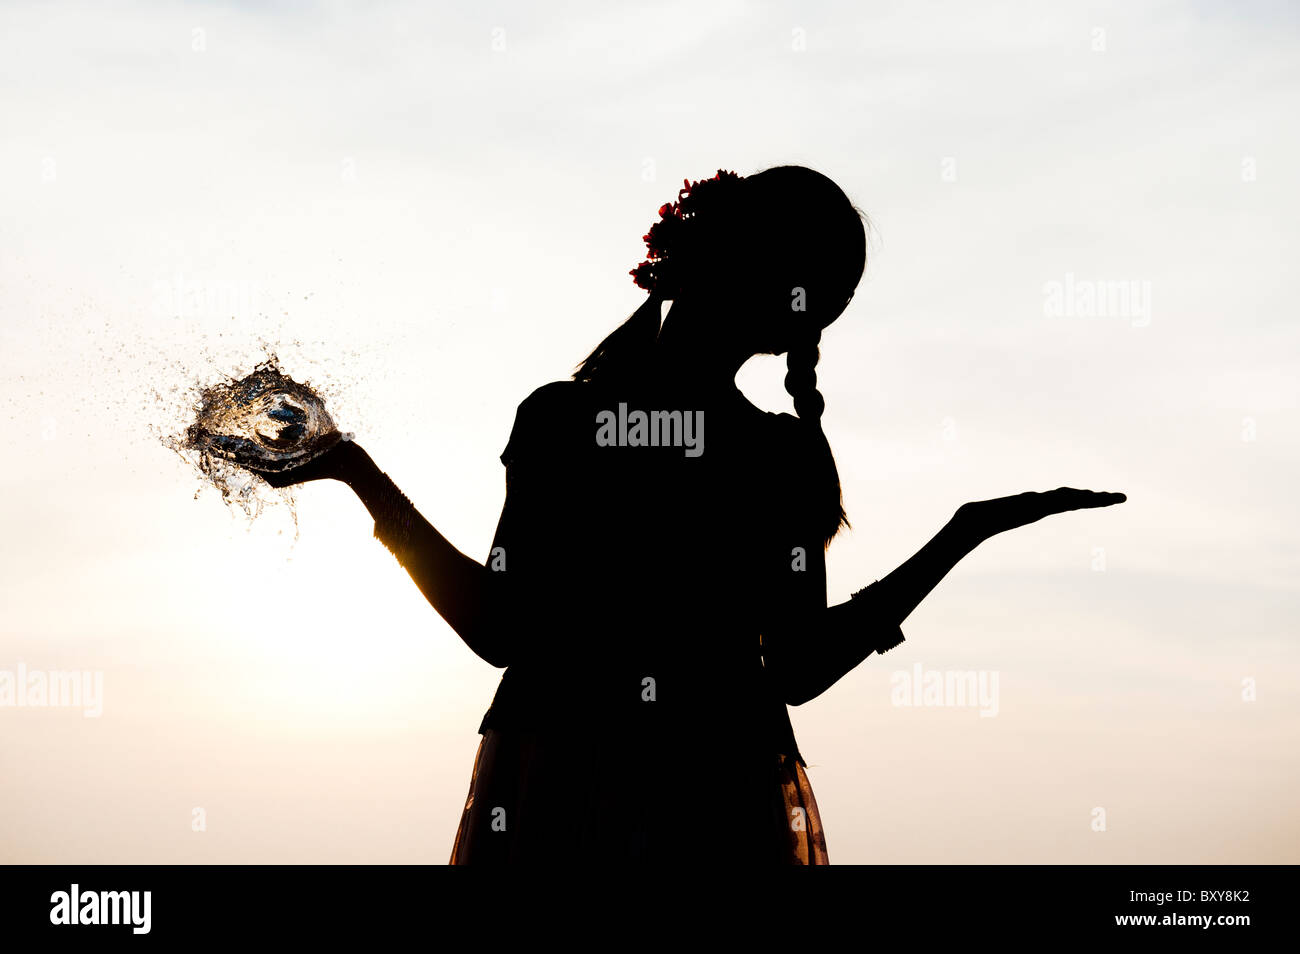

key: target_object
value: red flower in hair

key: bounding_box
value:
[631,169,742,295]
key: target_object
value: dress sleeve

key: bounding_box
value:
[499,381,574,469]
[499,396,531,469]
[488,380,581,569]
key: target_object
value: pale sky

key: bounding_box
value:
[1,0,1297,863]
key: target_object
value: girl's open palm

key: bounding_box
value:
[250,438,366,489]
[956,488,1126,541]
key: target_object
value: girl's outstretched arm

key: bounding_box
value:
[763,488,1125,706]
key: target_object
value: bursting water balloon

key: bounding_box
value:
[185,358,343,473]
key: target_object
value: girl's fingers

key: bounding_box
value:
[1044,488,1127,512]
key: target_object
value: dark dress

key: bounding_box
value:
[449,377,835,864]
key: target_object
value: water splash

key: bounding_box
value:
[165,353,350,534]
[186,356,343,472]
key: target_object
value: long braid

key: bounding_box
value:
[784,330,848,546]
[573,290,664,383]
[784,336,824,421]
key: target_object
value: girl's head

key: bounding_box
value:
[576,164,867,545]
[635,165,867,355]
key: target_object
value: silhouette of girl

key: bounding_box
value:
[259,165,1124,864]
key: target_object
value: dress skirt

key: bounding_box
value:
[449,728,830,865]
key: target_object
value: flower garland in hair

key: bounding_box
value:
[630,168,743,297]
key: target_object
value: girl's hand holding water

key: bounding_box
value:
[253,437,372,488]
